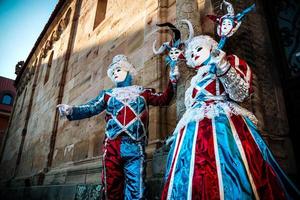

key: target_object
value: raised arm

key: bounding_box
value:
[67,90,108,120]
[143,80,175,106]
[217,54,252,102]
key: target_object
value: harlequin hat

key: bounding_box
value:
[107,54,137,82]
[207,0,255,38]
[152,20,193,55]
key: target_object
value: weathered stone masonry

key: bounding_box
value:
[0,0,297,199]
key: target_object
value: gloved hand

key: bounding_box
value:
[210,49,231,76]
[169,65,180,84]
[56,104,73,117]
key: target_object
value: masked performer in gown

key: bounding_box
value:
[57,54,179,200]
[161,20,300,200]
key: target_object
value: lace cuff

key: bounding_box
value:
[216,61,231,76]
[218,66,250,102]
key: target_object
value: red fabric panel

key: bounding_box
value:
[205,80,217,95]
[140,110,148,125]
[192,118,220,200]
[161,127,185,200]
[226,55,245,78]
[104,93,110,103]
[231,115,286,200]
[142,80,174,106]
[116,106,136,125]
[192,88,198,98]
[219,82,225,94]
[237,58,248,77]
[226,54,253,94]
[101,137,124,200]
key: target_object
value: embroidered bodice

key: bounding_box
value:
[104,86,148,140]
[185,65,227,109]
[175,54,257,133]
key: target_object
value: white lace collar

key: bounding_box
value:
[111,85,144,103]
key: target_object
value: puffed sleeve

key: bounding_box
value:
[217,54,253,102]
[142,80,175,106]
[67,90,108,120]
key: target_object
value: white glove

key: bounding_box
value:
[210,49,231,76]
[170,65,180,84]
[56,104,73,117]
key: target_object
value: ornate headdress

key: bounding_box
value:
[181,21,218,68]
[207,0,255,49]
[152,20,194,54]
[152,20,194,69]
[107,54,137,82]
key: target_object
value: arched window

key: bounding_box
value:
[64,7,72,26]
[93,0,107,30]
[19,88,27,113]
[37,55,44,83]
[1,94,13,105]
[44,51,54,85]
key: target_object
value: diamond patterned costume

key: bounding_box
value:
[161,55,299,200]
[67,81,175,199]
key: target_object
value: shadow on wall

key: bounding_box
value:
[1,1,297,200]
[0,0,177,190]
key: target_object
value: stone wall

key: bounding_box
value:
[0,0,177,188]
[0,0,298,199]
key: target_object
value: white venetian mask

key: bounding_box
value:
[168,47,183,61]
[219,18,234,36]
[189,43,211,67]
[112,67,128,83]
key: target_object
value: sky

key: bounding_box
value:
[0,0,58,80]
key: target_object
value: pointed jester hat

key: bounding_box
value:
[152,20,195,68]
[152,20,194,55]
[207,0,255,49]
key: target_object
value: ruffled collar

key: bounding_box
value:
[111,85,144,103]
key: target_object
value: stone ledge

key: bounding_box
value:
[0,180,166,200]
[44,157,103,185]
[0,184,100,200]
[0,146,170,199]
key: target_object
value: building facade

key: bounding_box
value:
[0,76,16,152]
[0,0,299,199]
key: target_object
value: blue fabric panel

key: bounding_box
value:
[170,121,196,199]
[121,137,145,200]
[68,90,107,120]
[129,97,146,114]
[214,114,254,200]
[106,97,123,116]
[244,117,300,199]
[127,120,144,140]
[196,75,213,88]
[106,119,122,139]
[164,131,178,182]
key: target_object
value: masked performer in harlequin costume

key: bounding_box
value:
[57,54,179,200]
[160,19,300,200]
